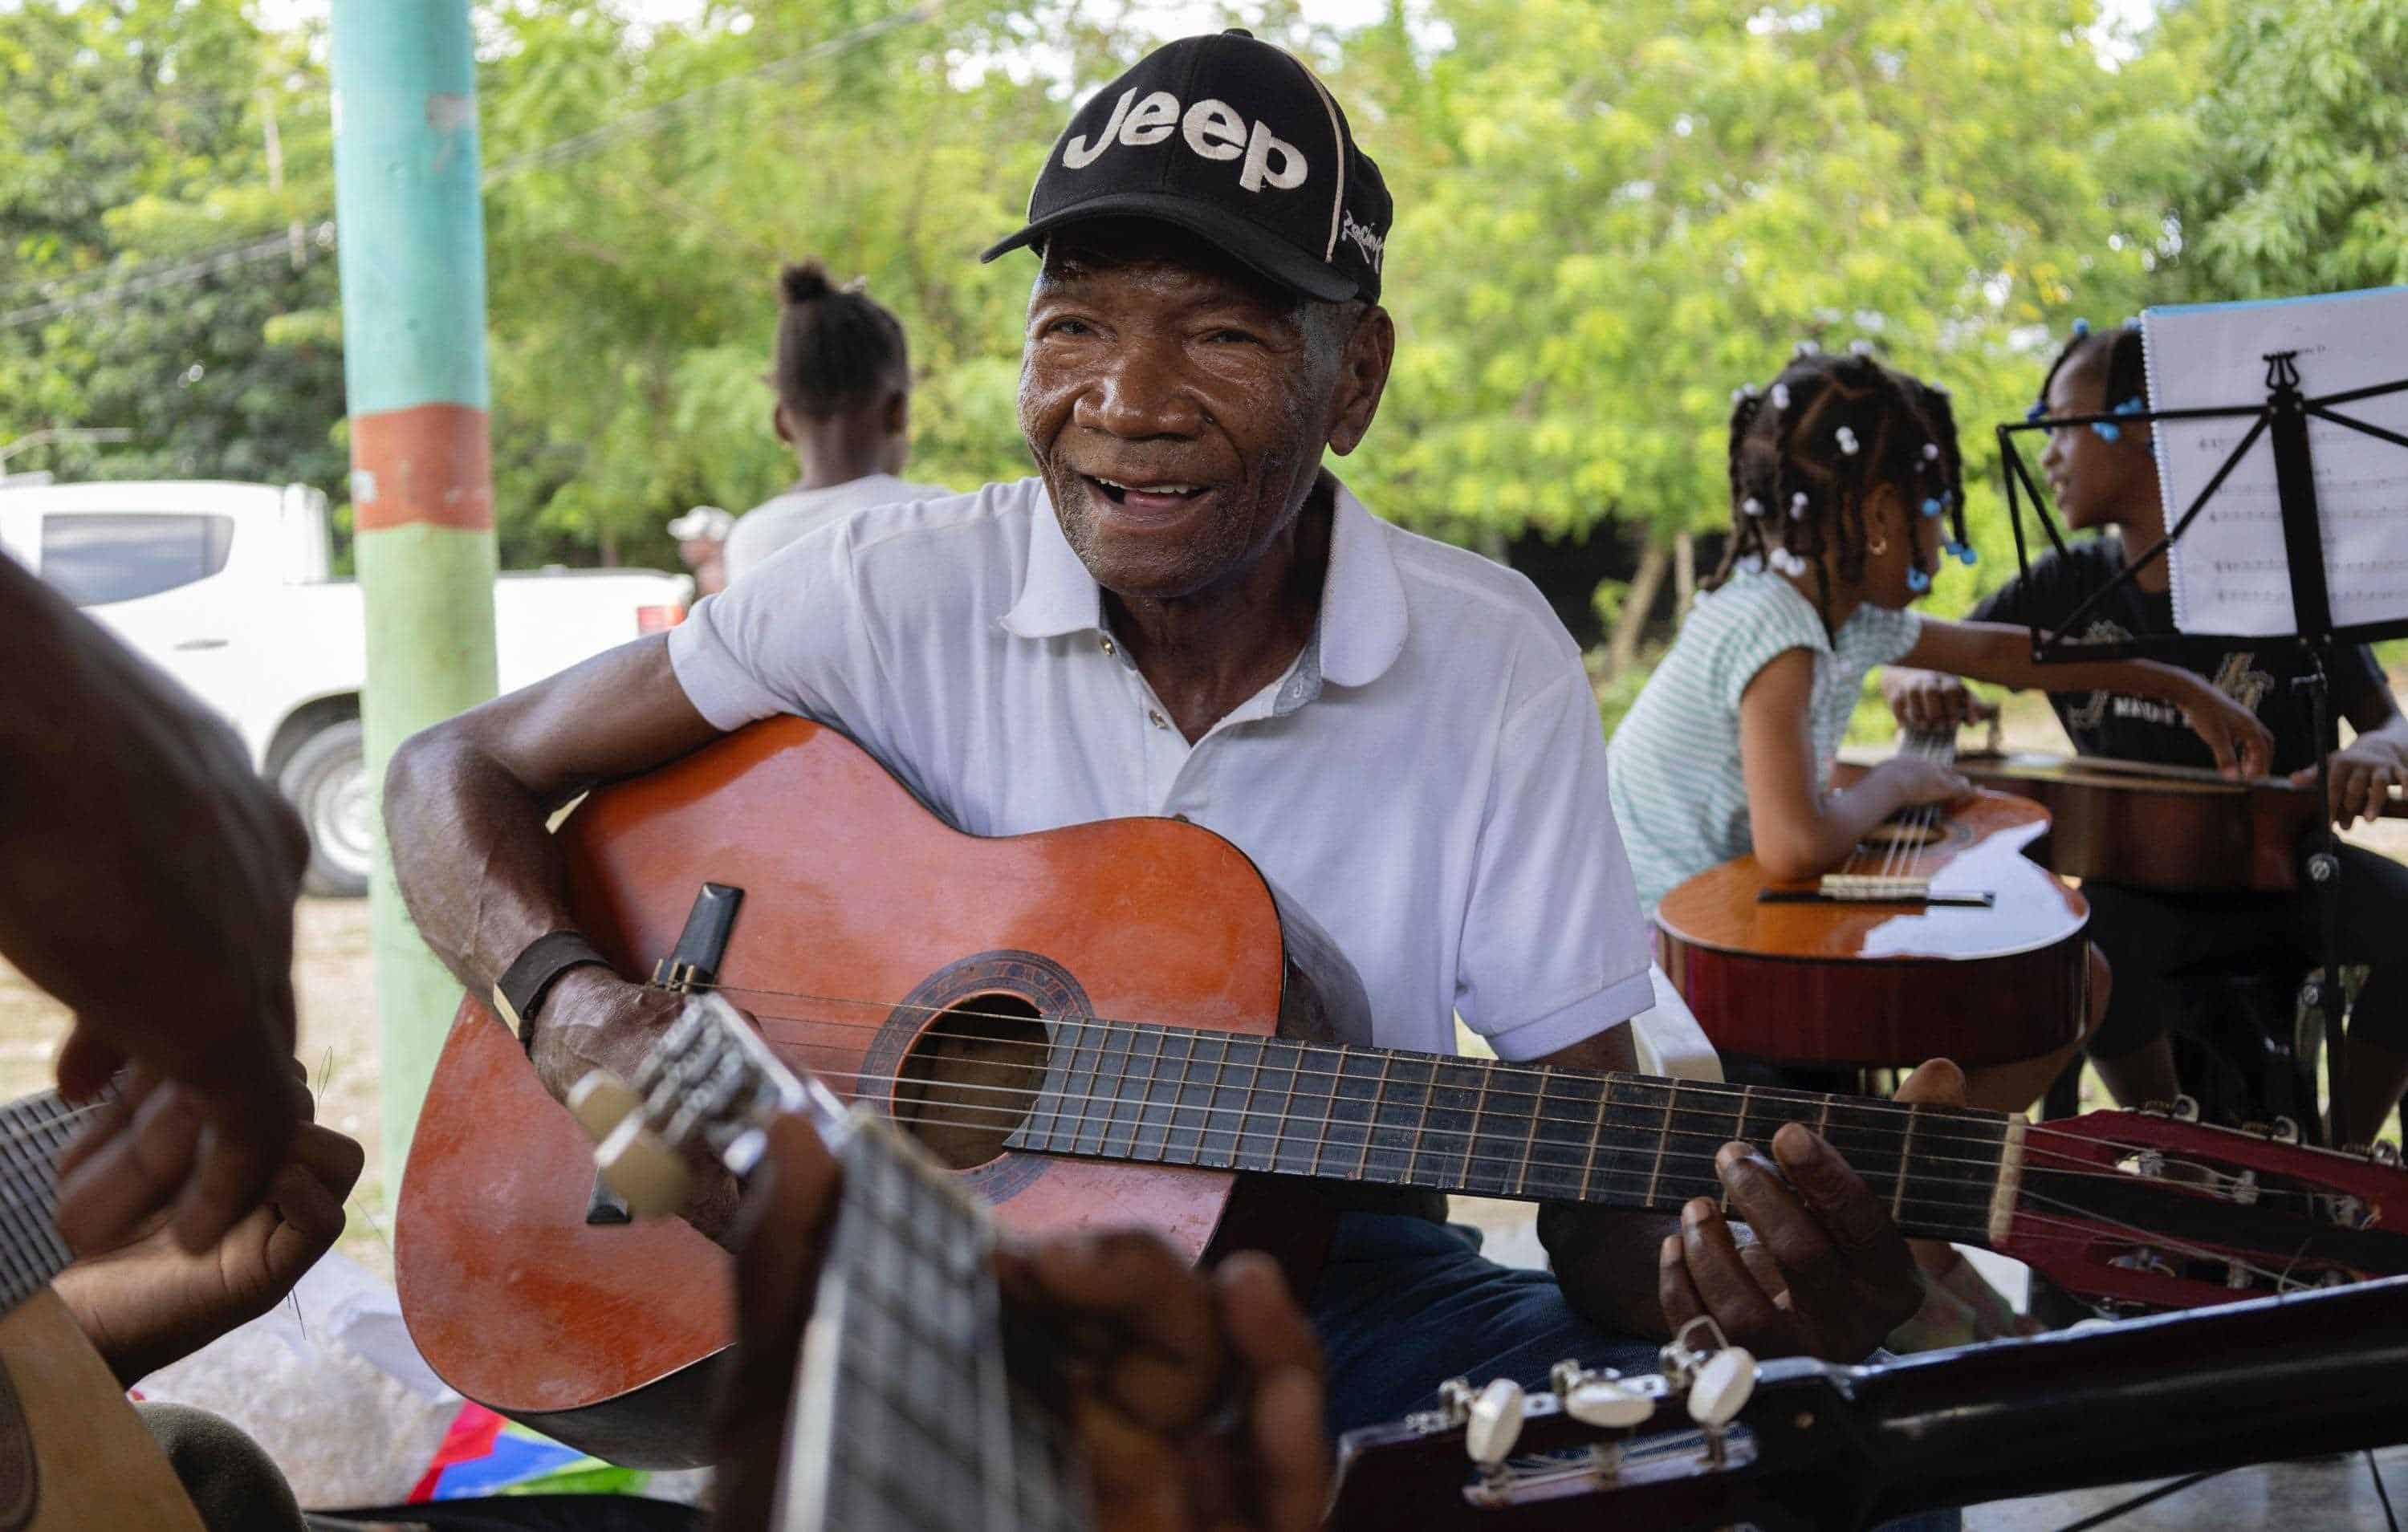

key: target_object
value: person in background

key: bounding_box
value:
[719,262,949,583]
[1884,319,2408,1142]
[669,506,734,598]
[1604,347,2272,1116]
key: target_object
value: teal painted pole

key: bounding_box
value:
[329,1,499,1180]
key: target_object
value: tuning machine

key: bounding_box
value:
[1549,1360,1660,1481]
[1659,1316,1757,1465]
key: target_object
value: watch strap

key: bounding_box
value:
[492,931,612,1050]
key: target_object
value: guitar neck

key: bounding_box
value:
[1007,1033,2015,1250]
[0,1091,87,1315]
[783,1110,1088,1532]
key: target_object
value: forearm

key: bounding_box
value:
[384,729,586,991]
[1940,623,2212,707]
[1536,1204,1677,1340]
[1756,777,1903,881]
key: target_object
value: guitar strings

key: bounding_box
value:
[751,1050,2324,1211]
[686,985,2316,1181]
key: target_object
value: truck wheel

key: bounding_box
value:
[279,717,372,898]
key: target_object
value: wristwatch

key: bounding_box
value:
[490,931,613,1051]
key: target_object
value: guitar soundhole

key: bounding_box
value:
[894,992,1048,1169]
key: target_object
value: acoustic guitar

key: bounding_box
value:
[1654,732,2089,1067]
[1937,746,2405,894]
[568,993,1089,1532]
[1325,1271,2408,1530]
[395,717,2408,1465]
[0,1091,206,1532]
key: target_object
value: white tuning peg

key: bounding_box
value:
[596,1115,690,1217]
[1564,1377,1657,1429]
[567,1071,644,1146]
[1463,1378,1525,1467]
[1686,1347,1756,1428]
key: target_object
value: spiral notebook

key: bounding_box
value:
[2142,285,2408,637]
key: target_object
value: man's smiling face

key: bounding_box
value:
[1017,219,1362,603]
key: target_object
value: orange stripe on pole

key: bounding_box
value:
[352,402,493,531]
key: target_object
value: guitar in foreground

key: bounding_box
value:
[397,717,2408,1463]
[1326,1271,2408,1530]
[0,1091,206,1532]
[1656,729,2088,1067]
[569,993,1090,1532]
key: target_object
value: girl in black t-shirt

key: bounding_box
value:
[1884,319,2408,1141]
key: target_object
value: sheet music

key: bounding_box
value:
[2142,286,2408,636]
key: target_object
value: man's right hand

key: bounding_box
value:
[1881,668,1995,733]
[1864,754,1973,812]
[533,966,743,1237]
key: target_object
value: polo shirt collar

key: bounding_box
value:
[1001,479,1409,695]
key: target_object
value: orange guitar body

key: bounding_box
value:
[397,718,1340,1465]
[1655,789,2089,1067]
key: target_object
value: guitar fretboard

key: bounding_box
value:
[0,1091,83,1316]
[1007,1028,2014,1247]
[783,1110,1087,1532]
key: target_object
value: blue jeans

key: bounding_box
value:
[1305,1213,1959,1531]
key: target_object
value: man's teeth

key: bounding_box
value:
[1096,477,1202,495]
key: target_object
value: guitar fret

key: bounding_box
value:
[1719,1084,1755,1213]
[1646,1079,1677,1206]
[1514,1066,1549,1197]
[1133,1030,1177,1163]
[1226,1037,1269,1172]
[1191,1034,1235,1167]
[1893,1103,1922,1219]
[1364,1054,1393,1181]
[1267,1039,1297,1172]
[1080,1024,1137,1157]
[1161,1033,1204,1164]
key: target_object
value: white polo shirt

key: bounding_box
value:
[668,475,1654,1061]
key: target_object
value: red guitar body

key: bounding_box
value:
[1655,790,2088,1067]
[395,718,1343,1465]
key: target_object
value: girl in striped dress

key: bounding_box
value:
[1605,347,2272,1114]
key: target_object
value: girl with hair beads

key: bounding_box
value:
[1605,346,2273,1115]
[1885,320,2408,1136]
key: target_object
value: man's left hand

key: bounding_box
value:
[53,1116,363,1387]
[1658,1059,1965,1361]
[2292,735,2408,829]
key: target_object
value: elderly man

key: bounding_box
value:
[387,30,1939,1451]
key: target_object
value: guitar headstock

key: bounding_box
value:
[1326,1320,1827,1532]
[1996,1099,2408,1311]
[567,992,845,1217]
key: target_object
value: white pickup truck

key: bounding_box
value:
[2,478,690,896]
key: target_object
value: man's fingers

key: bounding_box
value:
[1214,1253,1320,1386]
[1768,1124,1901,1260]
[55,1081,204,1256]
[1241,1362,1331,1532]
[166,1111,286,1255]
[1658,1233,1704,1335]
[55,1023,123,1105]
[1711,1148,1853,1331]
[288,1122,367,1206]
[1678,1199,1789,1348]
[1893,1057,1968,1108]
[1015,1230,1225,1433]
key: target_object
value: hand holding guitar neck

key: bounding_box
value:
[576,994,1331,1532]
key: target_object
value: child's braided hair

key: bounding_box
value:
[1710,347,1964,619]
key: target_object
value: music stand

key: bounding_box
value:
[1995,353,2408,1144]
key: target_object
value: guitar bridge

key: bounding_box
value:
[1756,882,1995,908]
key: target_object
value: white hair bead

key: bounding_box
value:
[1771,384,1791,410]
[1922,442,1942,461]
[1789,492,1809,518]
[1835,425,1860,456]
[1848,339,1876,356]
[1741,497,1765,518]
[1794,340,1820,357]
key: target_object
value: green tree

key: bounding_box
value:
[2167,0,2408,298]
[1332,0,2195,665]
[0,2,344,507]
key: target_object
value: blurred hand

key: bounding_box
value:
[1659,1059,1967,1363]
[714,1115,1329,1532]
[1866,756,1974,813]
[2292,734,2407,829]
[55,1066,361,1385]
[1881,668,1995,733]
[2180,684,2273,780]
[3,562,309,1257]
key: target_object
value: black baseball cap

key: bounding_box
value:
[979,30,1392,303]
